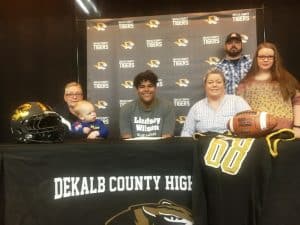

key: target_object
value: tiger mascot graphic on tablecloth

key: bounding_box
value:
[105,199,193,225]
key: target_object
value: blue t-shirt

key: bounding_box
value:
[71,119,109,138]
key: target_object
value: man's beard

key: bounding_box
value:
[226,47,242,58]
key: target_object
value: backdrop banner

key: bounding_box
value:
[86,9,257,137]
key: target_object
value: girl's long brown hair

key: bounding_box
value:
[241,42,300,100]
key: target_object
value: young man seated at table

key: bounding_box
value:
[119,70,175,139]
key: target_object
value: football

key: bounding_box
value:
[227,110,278,137]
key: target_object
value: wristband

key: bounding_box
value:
[294,125,300,128]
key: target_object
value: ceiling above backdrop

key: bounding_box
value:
[74,0,269,19]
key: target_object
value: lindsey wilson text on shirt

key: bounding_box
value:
[134,116,161,136]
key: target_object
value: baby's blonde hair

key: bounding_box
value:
[73,100,94,116]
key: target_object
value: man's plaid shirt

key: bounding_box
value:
[216,55,252,94]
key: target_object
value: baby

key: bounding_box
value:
[71,100,108,139]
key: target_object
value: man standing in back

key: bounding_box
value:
[216,32,252,94]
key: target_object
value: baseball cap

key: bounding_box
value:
[225,32,242,43]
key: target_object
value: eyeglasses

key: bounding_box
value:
[257,55,274,60]
[65,93,83,97]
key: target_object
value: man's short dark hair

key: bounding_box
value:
[133,70,158,88]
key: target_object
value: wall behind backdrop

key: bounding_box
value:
[0,0,299,141]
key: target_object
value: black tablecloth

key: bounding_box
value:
[0,137,299,225]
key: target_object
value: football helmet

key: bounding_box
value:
[10,102,66,143]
